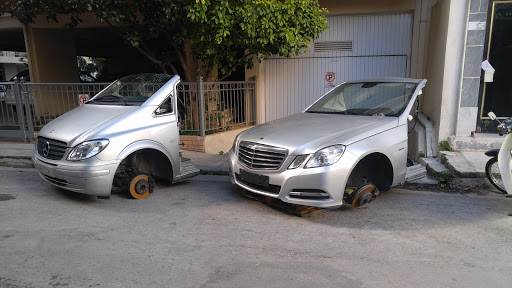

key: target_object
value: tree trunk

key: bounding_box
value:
[180,42,218,133]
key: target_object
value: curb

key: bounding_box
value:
[0,158,34,169]
[0,157,229,175]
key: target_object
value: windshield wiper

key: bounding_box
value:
[93,95,126,106]
[307,110,348,115]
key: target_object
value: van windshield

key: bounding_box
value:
[307,82,418,116]
[88,74,172,106]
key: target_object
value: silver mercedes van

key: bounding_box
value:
[33,74,199,199]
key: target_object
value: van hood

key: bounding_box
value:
[238,113,399,155]
[38,104,138,146]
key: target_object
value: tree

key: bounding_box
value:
[1,0,328,81]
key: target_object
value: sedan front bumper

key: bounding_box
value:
[33,155,119,197]
[228,148,359,208]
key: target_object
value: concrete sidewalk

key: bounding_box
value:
[0,141,230,173]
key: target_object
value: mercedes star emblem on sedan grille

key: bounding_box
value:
[43,141,50,157]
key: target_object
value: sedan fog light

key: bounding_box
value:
[306,145,345,168]
[288,155,308,169]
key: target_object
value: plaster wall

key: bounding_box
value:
[0,16,23,29]
[422,1,448,144]
[204,126,253,155]
[23,27,80,118]
[319,0,415,15]
[23,27,79,83]
[423,0,468,150]
[245,59,266,125]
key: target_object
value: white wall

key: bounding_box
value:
[263,13,413,122]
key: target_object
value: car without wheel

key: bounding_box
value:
[33,73,199,199]
[228,78,427,208]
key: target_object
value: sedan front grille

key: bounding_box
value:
[37,137,67,160]
[238,141,288,170]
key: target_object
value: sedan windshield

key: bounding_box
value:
[307,82,418,116]
[88,73,172,106]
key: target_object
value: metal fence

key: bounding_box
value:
[0,80,110,141]
[0,77,256,141]
[178,77,257,136]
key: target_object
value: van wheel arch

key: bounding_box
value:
[114,148,174,184]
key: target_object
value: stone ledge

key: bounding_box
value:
[448,135,503,152]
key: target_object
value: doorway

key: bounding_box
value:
[478,1,512,132]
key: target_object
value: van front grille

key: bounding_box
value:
[238,141,288,170]
[37,137,67,160]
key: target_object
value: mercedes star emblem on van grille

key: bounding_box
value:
[43,141,50,157]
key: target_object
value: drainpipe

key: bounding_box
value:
[417,112,435,157]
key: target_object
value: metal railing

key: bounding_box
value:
[0,77,256,141]
[0,80,110,141]
[178,77,257,136]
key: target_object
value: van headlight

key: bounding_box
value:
[305,145,345,168]
[67,139,109,161]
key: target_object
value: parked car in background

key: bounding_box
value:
[33,73,199,199]
[229,78,427,209]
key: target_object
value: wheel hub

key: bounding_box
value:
[346,183,379,208]
[134,179,149,195]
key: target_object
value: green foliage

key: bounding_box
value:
[218,151,225,155]
[433,170,455,182]
[187,0,328,78]
[418,151,425,158]
[2,0,328,81]
[439,140,451,152]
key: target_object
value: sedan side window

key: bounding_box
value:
[155,97,173,115]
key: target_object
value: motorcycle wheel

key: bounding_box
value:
[485,157,507,194]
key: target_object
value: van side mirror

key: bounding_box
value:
[488,112,497,120]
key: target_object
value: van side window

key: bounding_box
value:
[155,97,173,115]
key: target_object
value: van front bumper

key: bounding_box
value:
[33,155,118,197]
[228,149,359,208]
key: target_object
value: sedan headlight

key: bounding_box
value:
[305,145,345,168]
[67,139,109,161]
[231,135,241,154]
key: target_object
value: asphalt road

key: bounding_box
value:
[1,167,512,288]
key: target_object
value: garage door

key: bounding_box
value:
[264,13,412,122]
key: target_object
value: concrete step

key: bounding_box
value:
[440,151,488,178]
[419,157,449,174]
[405,164,427,182]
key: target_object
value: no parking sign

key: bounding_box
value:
[78,94,90,105]
[325,72,336,90]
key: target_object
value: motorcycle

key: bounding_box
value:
[485,112,512,195]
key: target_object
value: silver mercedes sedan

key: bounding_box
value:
[228,78,427,208]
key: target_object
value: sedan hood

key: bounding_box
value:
[39,104,138,146]
[239,113,398,155]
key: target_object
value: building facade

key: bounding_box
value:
[1,0,509,155]
[0,51,27,81]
